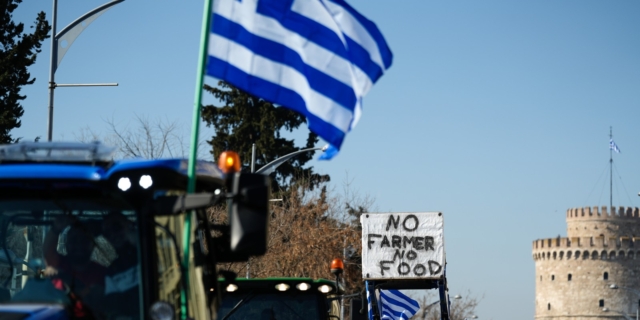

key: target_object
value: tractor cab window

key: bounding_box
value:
[154,215,211,320]
[218,292,326,320]
[0,198,143,320]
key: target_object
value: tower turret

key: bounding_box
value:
[533,206,640,319]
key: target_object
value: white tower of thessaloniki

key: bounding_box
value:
[533,206,640,320]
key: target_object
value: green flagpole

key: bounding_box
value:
[183,0,213,318]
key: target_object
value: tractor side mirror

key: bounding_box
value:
[228,172,270,257]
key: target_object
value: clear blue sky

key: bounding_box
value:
[13,1,640,319]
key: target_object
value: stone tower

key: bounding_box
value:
[532,206,640,319]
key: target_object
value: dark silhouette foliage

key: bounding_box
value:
[0,0,51,143]
[202,81,329,191]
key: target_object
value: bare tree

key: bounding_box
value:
[412,290,482,320]
[211,175,371,293]
[105,115,186,159]
[333,172,377,224]
[75,115,209,160]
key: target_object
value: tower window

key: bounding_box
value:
[568,274,572,281]
[551,275,555,281]
[548,303,551,310]
[604,272,609,280]
[599,299,604,307]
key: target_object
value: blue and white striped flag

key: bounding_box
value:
[610,139,621,153]
[379,289,420,320]
[207,0,393,159]
[366,283,374,320]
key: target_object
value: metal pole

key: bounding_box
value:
[610,127,613,209]
[47,0,58,142]
[21,229,31,288]
[246,143,256,279]
[255,145,327,175]
[340,280,344,319]
[46,0,123,141]
[185,0,213,318]
[251,143,256,173]
[421,301,441,319]
[611,285,640,320]
[56,83,118,87]
[341,239,346,320]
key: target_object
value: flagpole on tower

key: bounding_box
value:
[610,126,613,209]
[608,128,621,209]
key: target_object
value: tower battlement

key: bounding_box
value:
[533,236,640,251]
[565,206,640,238]
[532,236,640,261]
[566,206,640,220]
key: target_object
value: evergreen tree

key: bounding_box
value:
[202,81,329,191]
[0,0,50,143]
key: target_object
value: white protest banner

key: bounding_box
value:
[360,212,445,280]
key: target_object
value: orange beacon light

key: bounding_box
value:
[217,151,241,174]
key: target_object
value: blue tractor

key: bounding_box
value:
[0,141,270,320]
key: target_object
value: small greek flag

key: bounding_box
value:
[379,289,420,320]
[610,139,621,153]
[207,0,392,159]
[366,283,374,320]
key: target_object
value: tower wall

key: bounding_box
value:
[533,206,640,320]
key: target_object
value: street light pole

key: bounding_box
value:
[242,144,326,279]
[47,0,58,142]
[610,284,639,320]
[603,307,633,320]
[255,145,328,175]
[421,300,440,319]
[422,295,461,319]
[47,0,124,141]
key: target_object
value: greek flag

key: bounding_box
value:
[207,0,393,158]
[610,139,621,153]
[366,281,375,320]
[379,289,420,320]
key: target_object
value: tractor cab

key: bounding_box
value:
[0,142,270,319]
[215,258,350,320]
[216,278,339,320]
